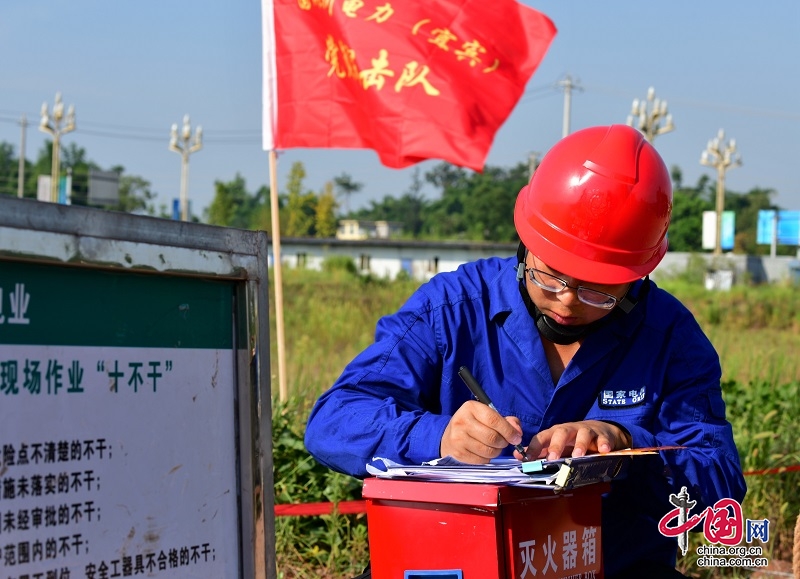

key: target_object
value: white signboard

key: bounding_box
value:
[702,210,735,251]
[0,264,240,577]
[36,175,51,202]
[0,198,276,579]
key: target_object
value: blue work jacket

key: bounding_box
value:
[305,256,746,575]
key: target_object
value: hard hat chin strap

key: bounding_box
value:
[534,306,597,345]
[518,284,611,345]
[515,242,650,345]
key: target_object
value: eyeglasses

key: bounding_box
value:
[525,267,619,310]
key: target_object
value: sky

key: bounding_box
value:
[1,1,799,219]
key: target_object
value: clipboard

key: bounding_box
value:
[521,446,684,491]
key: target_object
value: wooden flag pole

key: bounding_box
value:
[268,149,288,402]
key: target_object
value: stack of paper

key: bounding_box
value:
[366,456,560,488]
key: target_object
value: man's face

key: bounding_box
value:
[523,253,632,327]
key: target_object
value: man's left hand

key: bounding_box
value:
[519,420,632,462]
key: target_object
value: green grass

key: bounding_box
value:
[269,265,800,578]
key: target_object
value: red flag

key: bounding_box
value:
[262,0,556,171]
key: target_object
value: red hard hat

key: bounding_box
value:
[514,125,672,284]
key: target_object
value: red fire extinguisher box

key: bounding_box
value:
[362,478,609,579]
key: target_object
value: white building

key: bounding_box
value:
[336,219,404,240]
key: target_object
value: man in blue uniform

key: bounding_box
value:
[305,124,746,578]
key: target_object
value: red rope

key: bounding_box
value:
[274,500,367,517]
[743,464,800,476]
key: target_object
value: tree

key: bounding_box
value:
[315,182,339,238]
[423,161,526,241]
[116,173,156,214]
[398,168,427,238]
[249,185,277,233]
[425,163,468,191]
[667,174,713,252]
[668,191,709,252]
[284,162,317,237]
[333,172,363,215]
[0,142,17,197]
[59,142,94,205]
[60,142,88,167]
[459,163,528,241]
[670,165,683,190]
[423,164,470,238]
[205,173,265,229]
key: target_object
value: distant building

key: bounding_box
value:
[269,236,800,285]
[336,219,404,240]
[271,237,516,281]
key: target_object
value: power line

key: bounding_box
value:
[0,109,37,117]
[518,82,560,104]
[78,128,261,145]
[518,90,559,104]
[2,111,263,144]
[79,129,164,142]
[582,83,800,121]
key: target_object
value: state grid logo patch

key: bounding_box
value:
[599,386,646,408]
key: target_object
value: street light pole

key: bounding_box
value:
[700,129,742,255]
[626,86,674,143]
[169,115,203,221]
[39,93,76,203]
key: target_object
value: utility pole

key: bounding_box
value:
[557,75,582,137]
[169,115,203,221]
[39,93,76,203]
[626,86,674,143]
[528,151,540,179]
[700,129,742,255]
[17,114,27,198]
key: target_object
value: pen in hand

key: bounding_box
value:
[458,366,527,459]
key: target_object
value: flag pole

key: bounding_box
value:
[268,149,288,402]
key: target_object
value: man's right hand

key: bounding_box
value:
[440,400,524,463]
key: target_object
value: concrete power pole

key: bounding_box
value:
[17,115,27,198]
[557,75,582,138]
[528,152,541,179]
